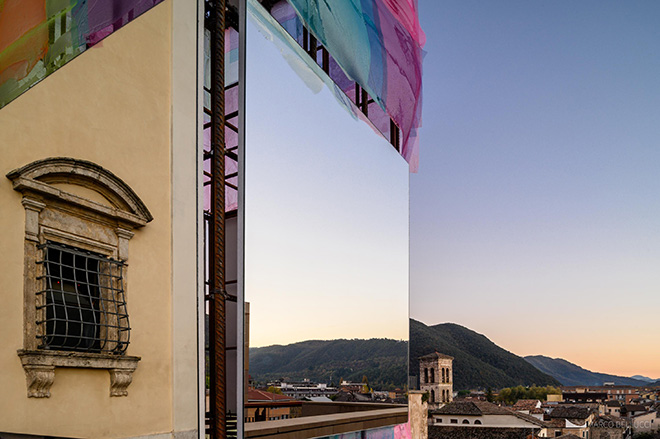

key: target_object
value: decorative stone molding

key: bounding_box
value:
[6,157,153,226]
[18,350,141,398]
[7,158,150,399]
[21,198,45,242]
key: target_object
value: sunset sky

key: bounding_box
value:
[244,0,660,379]
[410,0,660,379]
[245,17,409,348]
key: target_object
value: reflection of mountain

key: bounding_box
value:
[410,319,560,391]
[249,339,407,391]
[525,355,650,387]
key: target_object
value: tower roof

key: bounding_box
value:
[419,351,454,361]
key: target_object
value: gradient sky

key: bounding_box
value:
[410,0,660,378]
[245,16,409,348]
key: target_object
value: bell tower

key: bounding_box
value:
[419,351,453,409]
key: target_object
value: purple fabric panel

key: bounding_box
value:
[203,81,240,213]
[86,0,164,45]
[373,0,422,168]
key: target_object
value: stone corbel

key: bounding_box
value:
[109,367,135,397]
[18,350,140,398]
[23,364,55,398]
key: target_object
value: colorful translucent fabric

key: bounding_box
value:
[285,0,424,171]
[0,0,164,109]
[317,422,411,439]
[204,28,240,213]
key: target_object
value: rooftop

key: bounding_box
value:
[248,389,296,403]
[419,351,454,361]
[512,399,541,410]
[432,401,547,427]
[549,406,592,420]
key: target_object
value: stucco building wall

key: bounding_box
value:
[0,1,201,437]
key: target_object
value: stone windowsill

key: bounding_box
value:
[17,349,140,398]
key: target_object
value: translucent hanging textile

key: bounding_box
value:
[0,0,164,109]
[204,28,240,213]
[284,0,424,171]
[316,422,411,439]
[248,0,357,118]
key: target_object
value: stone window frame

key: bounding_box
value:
[6,157,152,398]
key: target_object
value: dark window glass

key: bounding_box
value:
[37,242,130,354]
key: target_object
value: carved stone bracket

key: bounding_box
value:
[18,350,140,398]
[23,364,55,398]
[109,368,135,397]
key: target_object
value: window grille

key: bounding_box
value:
[36,242,130,354]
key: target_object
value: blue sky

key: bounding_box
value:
[410,0,660,377]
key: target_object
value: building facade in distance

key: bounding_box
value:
[420,352,454,409]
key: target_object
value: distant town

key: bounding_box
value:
[419,351,659,439]
[245,377,408,423]
[244,348,659,439]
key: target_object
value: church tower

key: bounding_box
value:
[419,352,454,409]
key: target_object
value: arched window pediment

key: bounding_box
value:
[6,157,152,227]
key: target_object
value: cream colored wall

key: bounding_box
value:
[171,0,203,437]
[0,2,190,438]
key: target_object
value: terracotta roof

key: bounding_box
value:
[510,411,549,427]
[512,399,541,410]
[434,401,484,416]
[247,389,295,402]
[555,435,581,439]
[546,419,566,428]
[419,351,454,361]
[549,406,591,420]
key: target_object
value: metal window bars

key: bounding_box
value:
[36,241,130,354]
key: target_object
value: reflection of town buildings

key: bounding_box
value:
[419,352,454,409]
[270,381,338,399]
[245,389,302,423]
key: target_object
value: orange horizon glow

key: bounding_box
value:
[417,318,660,381]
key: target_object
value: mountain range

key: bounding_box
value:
[631,375,660,383]
[524,355,659,387]
[409,319,560,390]
[235,319,659,392]
[249,338,408,391]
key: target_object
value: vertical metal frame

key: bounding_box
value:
[196,0,206,435]
[236,1,246,437]
[202,1,245,437]
[208,0,227,436]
